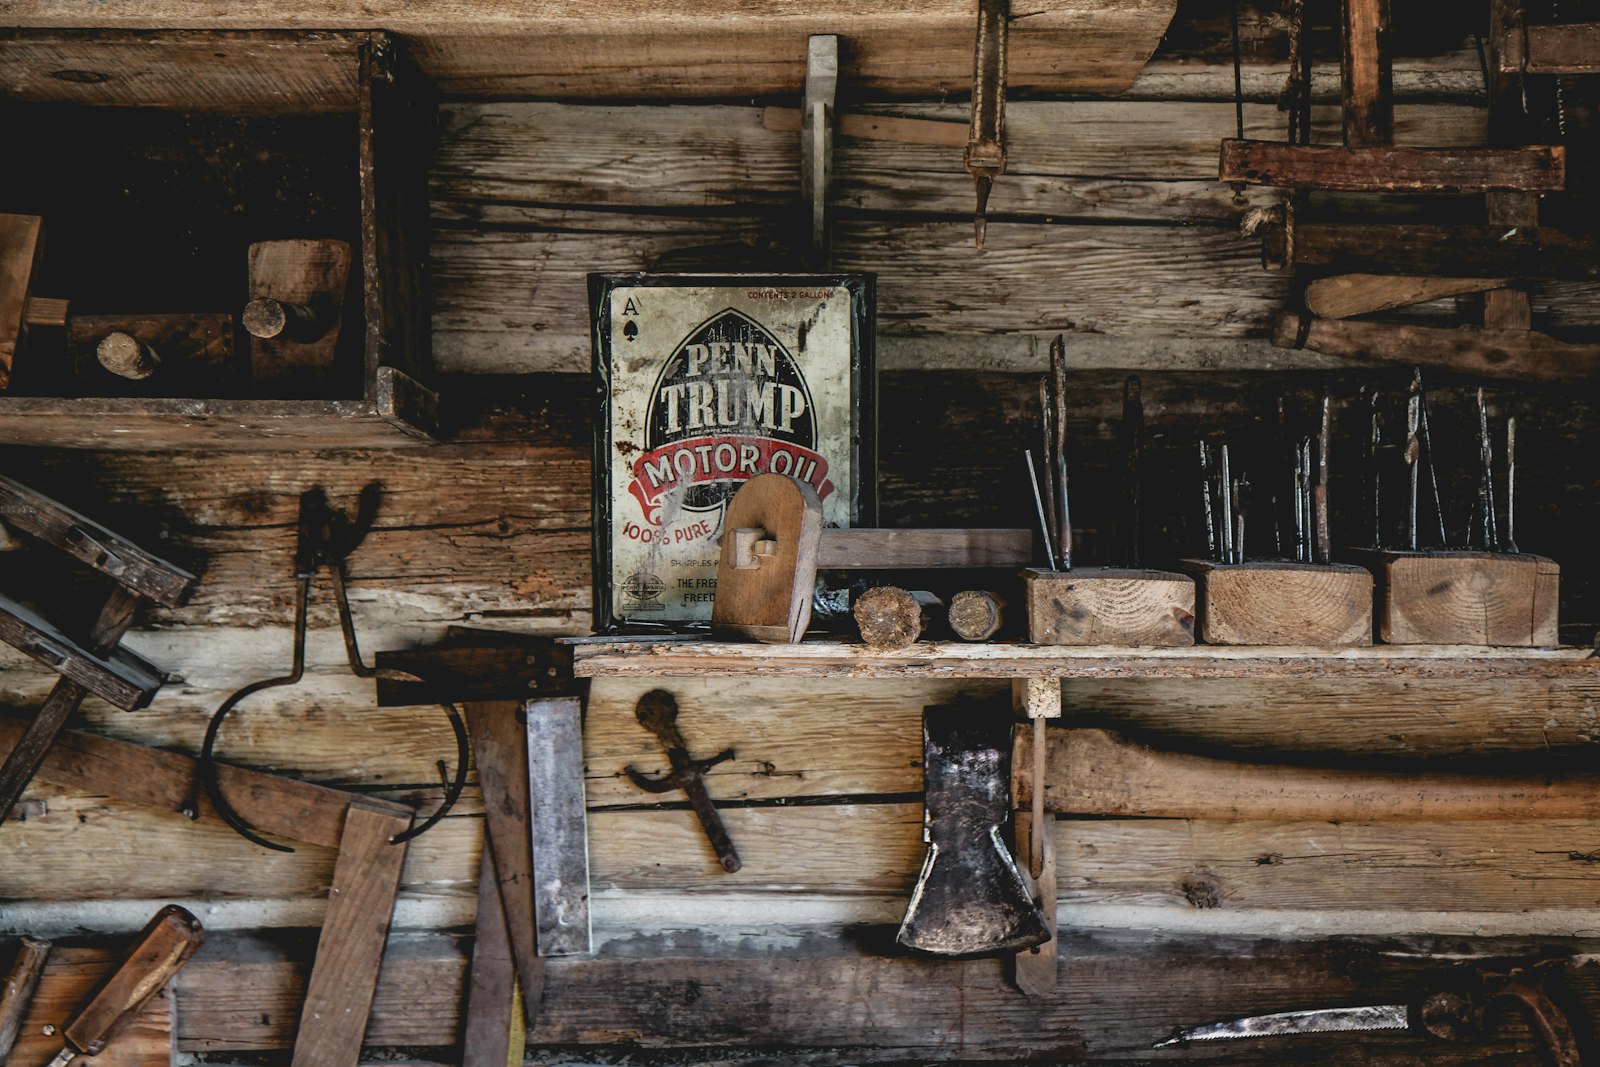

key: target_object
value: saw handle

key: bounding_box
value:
[64,905,205,1056]
[1419,971,1583,1067]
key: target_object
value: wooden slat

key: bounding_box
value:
[0,398,435,451]
[0,715,409,850]
[0,31,360,111]
[1219,139,1564,192]
[290,800,411,1067]
[0,593,161,711]
[0,473,195,606]
[1501,21,1600,74]
[1303,274,1510,319]
[570,639,1600,680]
[2,3,1178,99]
[1269,220,1600,279]
[461,847,522,1067]
[816,528,1031,569]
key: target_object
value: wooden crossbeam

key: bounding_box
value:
[1264,220,1600,279]
[1219,139,1565,193]
[1501,21,1600,74]
[1270,313,1600,382]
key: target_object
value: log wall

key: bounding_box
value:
[5,2,1600,1063]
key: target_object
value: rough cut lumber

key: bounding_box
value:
[0,3,1180,99]
[1303,274,1510,319]
[290,800,411,1067]
[1350,549,1560,646]
[0,214,46,392]
[1022,568,1195,646]
[1015,725,1600,821]
[1179,561,1372,646]
[853,588,943,651]
[1220,139,1563,192]
[1271,313,1600,383]
[0,936,50,1061]
[462,847,522,1067]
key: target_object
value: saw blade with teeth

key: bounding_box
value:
[1154,1004,1410,1047]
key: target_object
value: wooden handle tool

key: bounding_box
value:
[0,936,51,1062]
[46,906,204,1067]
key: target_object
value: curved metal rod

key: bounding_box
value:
[199,576,310,853]
[389,701,470,845]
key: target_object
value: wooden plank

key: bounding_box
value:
[0,31,360,111]
[5,948,173,1067]
[1017,725,1600,822]
[1219,139,1563,192]
[461,847,523,1067]
[1271,313,1600,383]
[0,591,160,711]
[1501,21,1600,74]
[166,929,1600,1059]
[816,528,1031,569]
[0,715,410,850]
[290,800,410,1067]
[0,398,439,450]
[0,214,45,392]
[1268,220,1600,279]
[0,3,1180,99]
[0,472,195,606]
[462,702,541,1019]
[1340,0,1393,146]
[570,639,1600,681]
[433,219,1287,374]
[1303,274,1510,319]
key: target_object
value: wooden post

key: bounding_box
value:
[1340,0,1393,146]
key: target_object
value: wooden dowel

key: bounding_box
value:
[96,332,160,380]
[853,587,943,650]
[242,298,329,343]
[948,589,1006,641]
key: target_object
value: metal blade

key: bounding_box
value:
[1154,1004,1409,1047]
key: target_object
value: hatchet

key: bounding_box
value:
[898,703,1051,956]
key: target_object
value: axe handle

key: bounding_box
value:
[1016,726,1600,821]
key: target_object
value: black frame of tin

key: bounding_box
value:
[588,272,876,633]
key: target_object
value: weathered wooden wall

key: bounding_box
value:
[6,2,1600,1063]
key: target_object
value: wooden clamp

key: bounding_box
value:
[0,472,196,830]
[712,473,1032,644]
[1,214,69,392]
[0,713,414,1067]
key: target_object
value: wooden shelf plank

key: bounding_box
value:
[567,638,1599,680]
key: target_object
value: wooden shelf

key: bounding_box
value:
[568,638,1600,680]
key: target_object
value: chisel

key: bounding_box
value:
[41,906,205,1067]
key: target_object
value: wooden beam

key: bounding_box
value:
[816,528,1032,569]
[1219,139,1564,192]
[1340,0,1393,146]
[290,800,411,1067]
[1265,220,1600,279]
[0,714,410,850]
[1270,313,1600,383]
[1501,22,1600,74]
[0,591,162,711]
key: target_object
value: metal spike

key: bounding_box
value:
[1315,395,1331,565]
[1506,416,1519,554]
[1199,441,1217,561]
[1219,443,1234,565]
[1477,387,1499,551]
[1406,372,1422,551]
[1369,389,1383,549]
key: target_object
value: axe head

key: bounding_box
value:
[897,703,1050,956]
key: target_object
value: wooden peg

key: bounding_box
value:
[96,332,161,380]
[245,238,352,396]
[949,589,1006,641]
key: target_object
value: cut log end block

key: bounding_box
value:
[1023,568,1195,647]
[1179,560,1374,647]
[1348,549,1559,646]
[854,587,943,650]
[949,589,1006,642]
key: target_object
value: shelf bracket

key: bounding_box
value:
[800,34,838,268]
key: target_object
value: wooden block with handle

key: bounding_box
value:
[1179,560,1373,647]
[1348,548,1559,646]
[711,473,823,643]
[1023,568,1194,646]
[67,313,235,395]
[246,238,352,397]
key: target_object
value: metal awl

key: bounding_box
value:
[965,0,1009,249]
